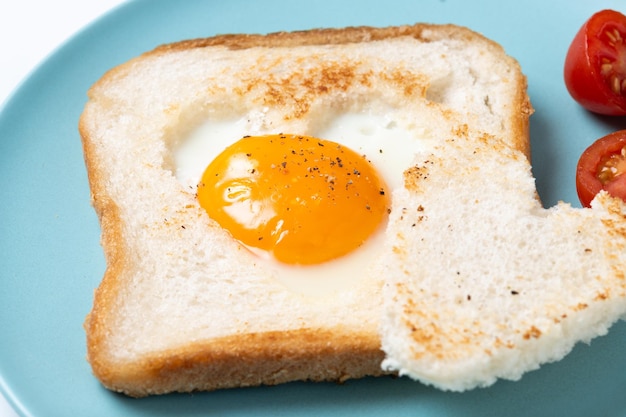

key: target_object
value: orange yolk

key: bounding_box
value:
[197,134,390,265]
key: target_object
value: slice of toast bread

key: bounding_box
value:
[79,23,532,396]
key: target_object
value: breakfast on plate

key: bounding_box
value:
[79,18,626,397]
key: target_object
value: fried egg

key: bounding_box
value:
[173,111,432,295]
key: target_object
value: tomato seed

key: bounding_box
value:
[597,145,626,184]
[611,75,622,94]
[605,27,624,46]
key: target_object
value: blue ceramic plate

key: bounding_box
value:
[1,0,626,416]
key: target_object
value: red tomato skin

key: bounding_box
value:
[564,9,626,116]
[576,130,626,207]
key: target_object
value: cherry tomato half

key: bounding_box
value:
[576,130,626,207]
[564,9,626,115]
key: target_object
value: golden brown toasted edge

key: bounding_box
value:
[92,328,386,398]
[152,23,494,52]
[510,69,533,160]
[79,109,129,384]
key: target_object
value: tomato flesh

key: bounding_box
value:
[564,9,626,115]
[576,130,626,207]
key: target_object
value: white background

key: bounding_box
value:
[0,2,125,417]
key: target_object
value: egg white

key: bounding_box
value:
[173,111,432,296]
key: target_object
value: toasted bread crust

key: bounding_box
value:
[92,329,385,397]
[81,23,532,397]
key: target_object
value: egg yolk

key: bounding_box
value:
[197,134,390,265]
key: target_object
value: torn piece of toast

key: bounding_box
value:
[379,129,626,391]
